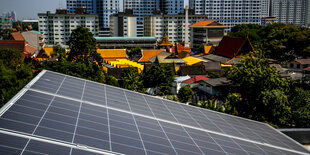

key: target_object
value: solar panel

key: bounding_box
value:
[0,70,309,155]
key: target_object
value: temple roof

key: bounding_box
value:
[158,34,172,47]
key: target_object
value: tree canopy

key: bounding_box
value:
[228,23,310,61]
[226,52,290,126]
[120,67,143,91]
[177,86,194,103]
[67,26,102,64]
[0,48,33,106]
[142,64,175,95]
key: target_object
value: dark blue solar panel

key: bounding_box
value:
[0,70,309,155]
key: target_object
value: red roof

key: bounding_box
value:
[25,44,37,55]
[295,59,310,65]
[11,32,25,41]
[214,36,248,58]
[0,40,25,53]
[182,75,209,84]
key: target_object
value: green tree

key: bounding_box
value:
[44,26,106,84]
[227,52,290,126]
[177,86,194,103]
[67,26,102,64]
[120,67,142,91]
[0,49,33,107]
[288,88,310,127]
[106,75,119,87]
[0,29,13,40]
[51,45,66,61]
[143,64,175,95]
[127,47,142,58]
[228,23,310,61]
[44,60,106,84]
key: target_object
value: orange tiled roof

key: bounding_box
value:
[139,50,165,63]
[11,32,25,41]
[204,45,214,54]
[25,44,37,55]
[191,21,215,26]
[97,49,127,59]
[189,21,228,29]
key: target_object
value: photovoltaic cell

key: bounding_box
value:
[0,70,309,155]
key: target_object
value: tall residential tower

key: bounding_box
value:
[270,0,306,26]
[190,0,270,30]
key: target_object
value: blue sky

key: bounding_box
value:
[0,0,66,20]
[0,0,189,20]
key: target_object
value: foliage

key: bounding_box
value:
[106,75,119,87]
[127,47,142,58]
[44,59,105,84]
[67,26,102,65]
[208,72,221,78]
[288,88,310,127]
[0,29,13,40]
[120,67,143,91]
[198,99,224,112]
[43,27,106,84]
[51,45,66,60]
[0,49,33,106]
[142,64,175,95]
[177,86,194,103]
[226,52,290,126]
[0,48,23,68]
[228,23,310,61]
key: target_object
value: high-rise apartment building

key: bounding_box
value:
[124,0,185,36]
[306,0,310,27]
[144,11,208,44]
[271,0,306,26]
[0,16,12,30]
[38,9,99,45]
[67,0,119,36]
[190,0,270,30]
[110,11,137,37]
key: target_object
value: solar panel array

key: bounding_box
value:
[0,70,309,155]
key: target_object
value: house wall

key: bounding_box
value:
[288,61,309,70]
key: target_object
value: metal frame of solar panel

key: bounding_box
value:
[0,70,309,155]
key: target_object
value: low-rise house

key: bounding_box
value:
[171,76,191,95]
[204,36,255,63]
[0,40,31,58]
[196,77,230,97]
[179,65,207,76]
[288,59,310,70]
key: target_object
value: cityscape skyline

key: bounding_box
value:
[0,0,67,20]
[0,0,190,20]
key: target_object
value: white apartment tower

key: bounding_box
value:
[271,0,306,26]
[110,12,137,37]
[38,9,99,45]
[190,0,270,30]
[144,12,208,44]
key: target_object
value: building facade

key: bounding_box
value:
[307,0,310,27]
[67,0,119,36]
[189,21,228,50]
[190,0,270,30]
[0,16,12,30]
[38,9,99,45]
[124,0,185,36]
[271,0,306,26]
[110,11,137,37]
[144,12,208,44]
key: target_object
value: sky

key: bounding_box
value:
[0,0,189,20]
[0,0,66,20]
